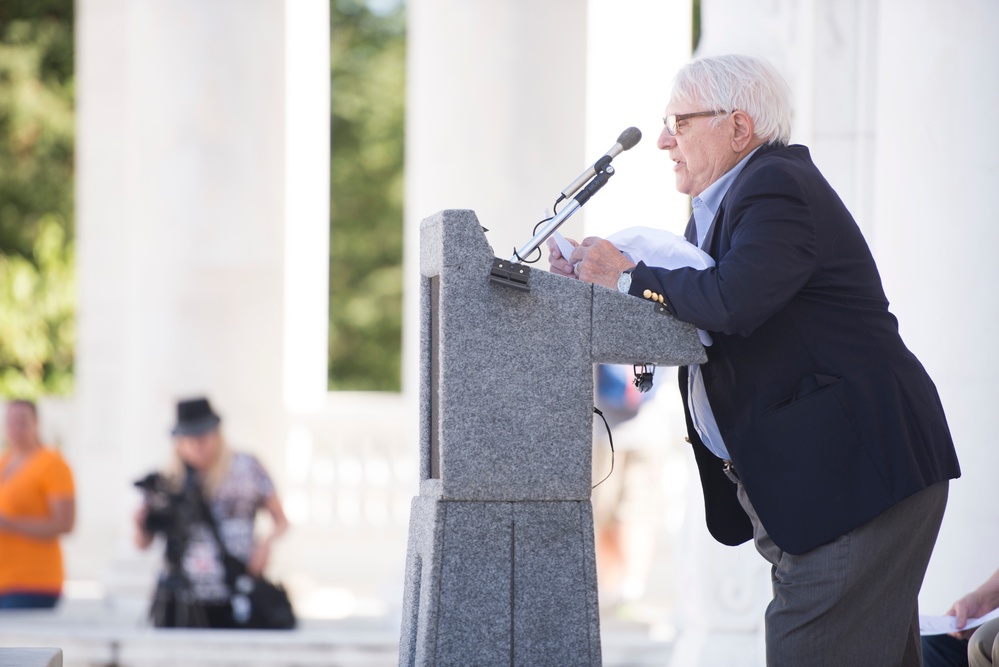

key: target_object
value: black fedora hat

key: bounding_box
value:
[171,397,221,436]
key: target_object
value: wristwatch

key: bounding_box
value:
[616,268,633,293]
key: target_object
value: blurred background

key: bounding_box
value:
[1,0,996,665]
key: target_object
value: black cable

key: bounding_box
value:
[591,407,615,489]
[517,195,570,265]
[513,245,543,264]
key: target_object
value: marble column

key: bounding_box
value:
[665,0,999,663]
[73,0,329,589]
[403,0,589,398]
[872,0,999,613]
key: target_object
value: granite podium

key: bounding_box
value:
[399,209,706,666]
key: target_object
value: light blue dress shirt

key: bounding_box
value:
[686,147,760,460]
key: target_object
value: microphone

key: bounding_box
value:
[560,127,642,200]
[506,126,642,264]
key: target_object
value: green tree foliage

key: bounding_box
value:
[328,0,406,391]
[692,0,702,52]
[0,218,74,397]
[0,0,75,398]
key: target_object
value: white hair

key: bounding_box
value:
[671,54,793,146]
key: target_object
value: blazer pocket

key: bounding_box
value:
[763,373,843,415]
[752,375,860,474]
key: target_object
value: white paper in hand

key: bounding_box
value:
[551,231,576,263]
[920,607,999,636]
[605,226,715,346]
[607,226,715,271]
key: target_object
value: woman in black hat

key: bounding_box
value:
[133,397,290,628]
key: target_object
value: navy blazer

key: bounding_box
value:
[629,144,961,554]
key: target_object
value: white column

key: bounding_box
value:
[403,0,589,398]
[583,0,694,241]
[673,0,999,660]
[116,0,288,473]
[873,0,999,613]
[74,0,330,589]
[74,0,134,580]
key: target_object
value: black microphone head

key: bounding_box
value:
[617,127,642,151]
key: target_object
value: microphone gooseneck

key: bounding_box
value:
[508,127,642,264]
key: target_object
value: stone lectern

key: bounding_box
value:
[400,209,706,666]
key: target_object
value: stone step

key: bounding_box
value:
[0,599,673,667]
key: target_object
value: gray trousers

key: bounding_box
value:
[970,617,999,667]
[727,466,948,667]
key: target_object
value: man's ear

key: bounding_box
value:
[731,110,756,151]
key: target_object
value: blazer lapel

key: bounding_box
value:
[701,210,721,255]
[683,212,697,245]
[700,143,781,255]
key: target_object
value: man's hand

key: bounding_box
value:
[569,237,636,290]
[546,235,578,278]
[547,235,635,289]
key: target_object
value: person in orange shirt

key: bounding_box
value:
[0,399,76,609]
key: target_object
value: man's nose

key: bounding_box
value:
[657,125,676,150]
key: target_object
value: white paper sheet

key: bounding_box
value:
[919,606,999,636]
[551,231,576,264]
[551,226,715,346]
[605,226,715,347]
[605,226,715,273]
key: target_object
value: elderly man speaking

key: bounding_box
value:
[550,54,961,666]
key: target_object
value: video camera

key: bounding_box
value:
[133,469,202,562]
[134,472,181,535]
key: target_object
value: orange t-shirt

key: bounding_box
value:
[0,447,75,595]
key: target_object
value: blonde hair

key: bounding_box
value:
[167,429,233,498]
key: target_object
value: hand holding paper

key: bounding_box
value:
[603,226,715,347]
[547,231,577,278]
[919,606,999,636]
[549,226,715,347]
[605,226,715,273]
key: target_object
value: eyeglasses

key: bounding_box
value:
[663,110,729,136]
